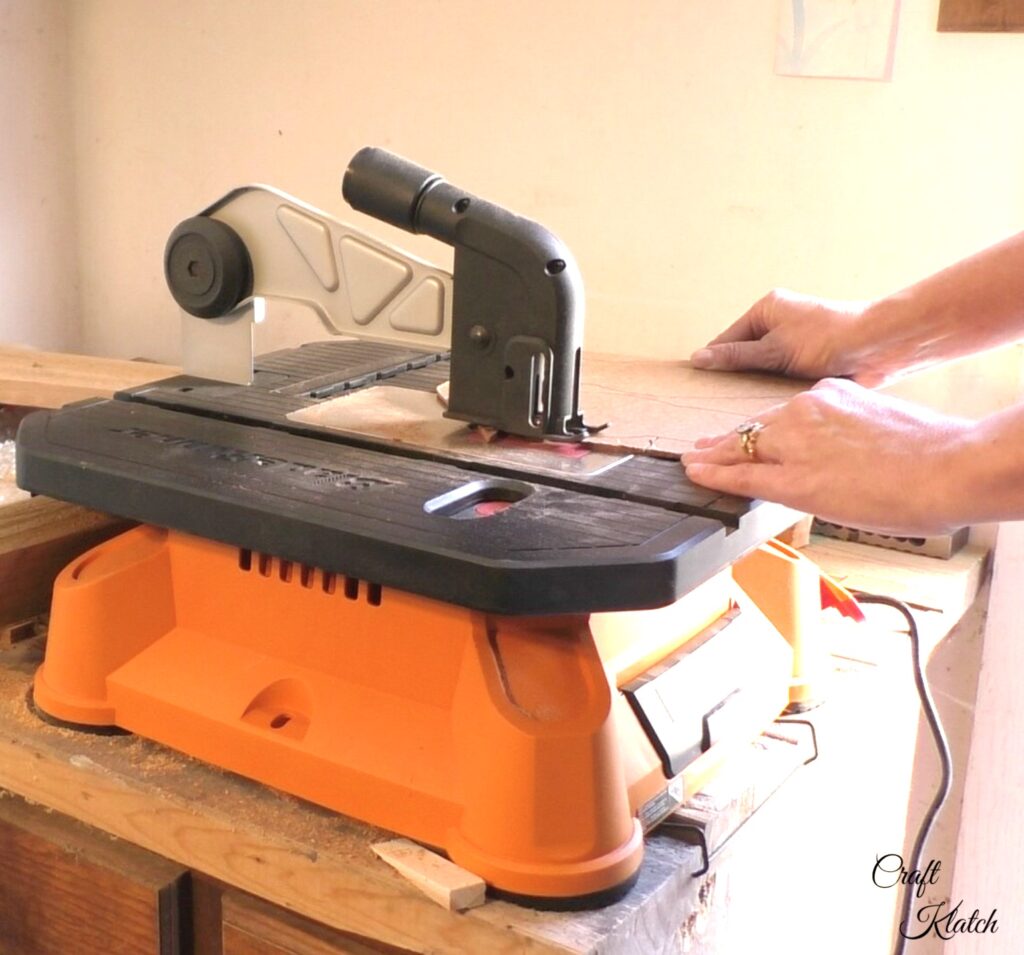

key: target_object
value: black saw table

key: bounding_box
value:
[15,340,800,615]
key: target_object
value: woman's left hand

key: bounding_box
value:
[682,378,975,536]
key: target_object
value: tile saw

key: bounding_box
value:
[15,147,835,907]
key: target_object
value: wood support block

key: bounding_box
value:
[371,839,486,912]
[0,613,44,650]
[0,496,132,628]
[775,515,813,550]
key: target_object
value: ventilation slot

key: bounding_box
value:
[234,549,382,605]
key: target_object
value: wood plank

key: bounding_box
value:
[938,0,1024,31]
[663,727,814,861]
[0,788,187,955]
[222,892,414,955]
[802,535,989,618]
[0,346,178,408]
[0,496,132,627]
[371,839,486,912]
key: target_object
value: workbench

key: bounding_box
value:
[0,347,990,954]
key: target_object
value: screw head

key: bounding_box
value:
[469,324,491,348]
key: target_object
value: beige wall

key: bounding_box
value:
[0,0,79,351]
[6,1,1024,404]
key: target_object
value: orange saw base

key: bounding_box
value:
[32,524,795,905]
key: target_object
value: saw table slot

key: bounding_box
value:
[424,478,532,520]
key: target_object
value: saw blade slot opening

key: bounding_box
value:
[424,478,533,520]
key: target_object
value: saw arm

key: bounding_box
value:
[164,147,598,440]
[165,182,453,385]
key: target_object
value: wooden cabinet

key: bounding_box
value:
[0,791,187,955]
[220,893,407,955]
[0,791,412,955]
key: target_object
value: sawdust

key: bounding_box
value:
[0,441,29,505]
[0,407,34,505]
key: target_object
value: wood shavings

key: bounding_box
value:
[0,441,29,505]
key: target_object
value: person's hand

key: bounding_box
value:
[682,378,975,536]
[690,289,887,386]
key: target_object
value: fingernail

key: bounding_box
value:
[690,348,714,368]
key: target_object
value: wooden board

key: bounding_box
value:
[938,0,1024,31]
[371,839,486,912]
[0,346,178,409]
[288,386,629,475]
[803,535,990,620]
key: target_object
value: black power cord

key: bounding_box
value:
[853,592,954,955]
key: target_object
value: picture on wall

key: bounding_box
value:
[776,0,902,79]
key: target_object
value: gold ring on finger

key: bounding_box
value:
[735,420,765,461]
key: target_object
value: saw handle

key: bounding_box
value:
[343,147,594,439]
[343,147,488,247]
[342,147,454,239]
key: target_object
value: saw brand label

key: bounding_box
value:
[111,427,395,490]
